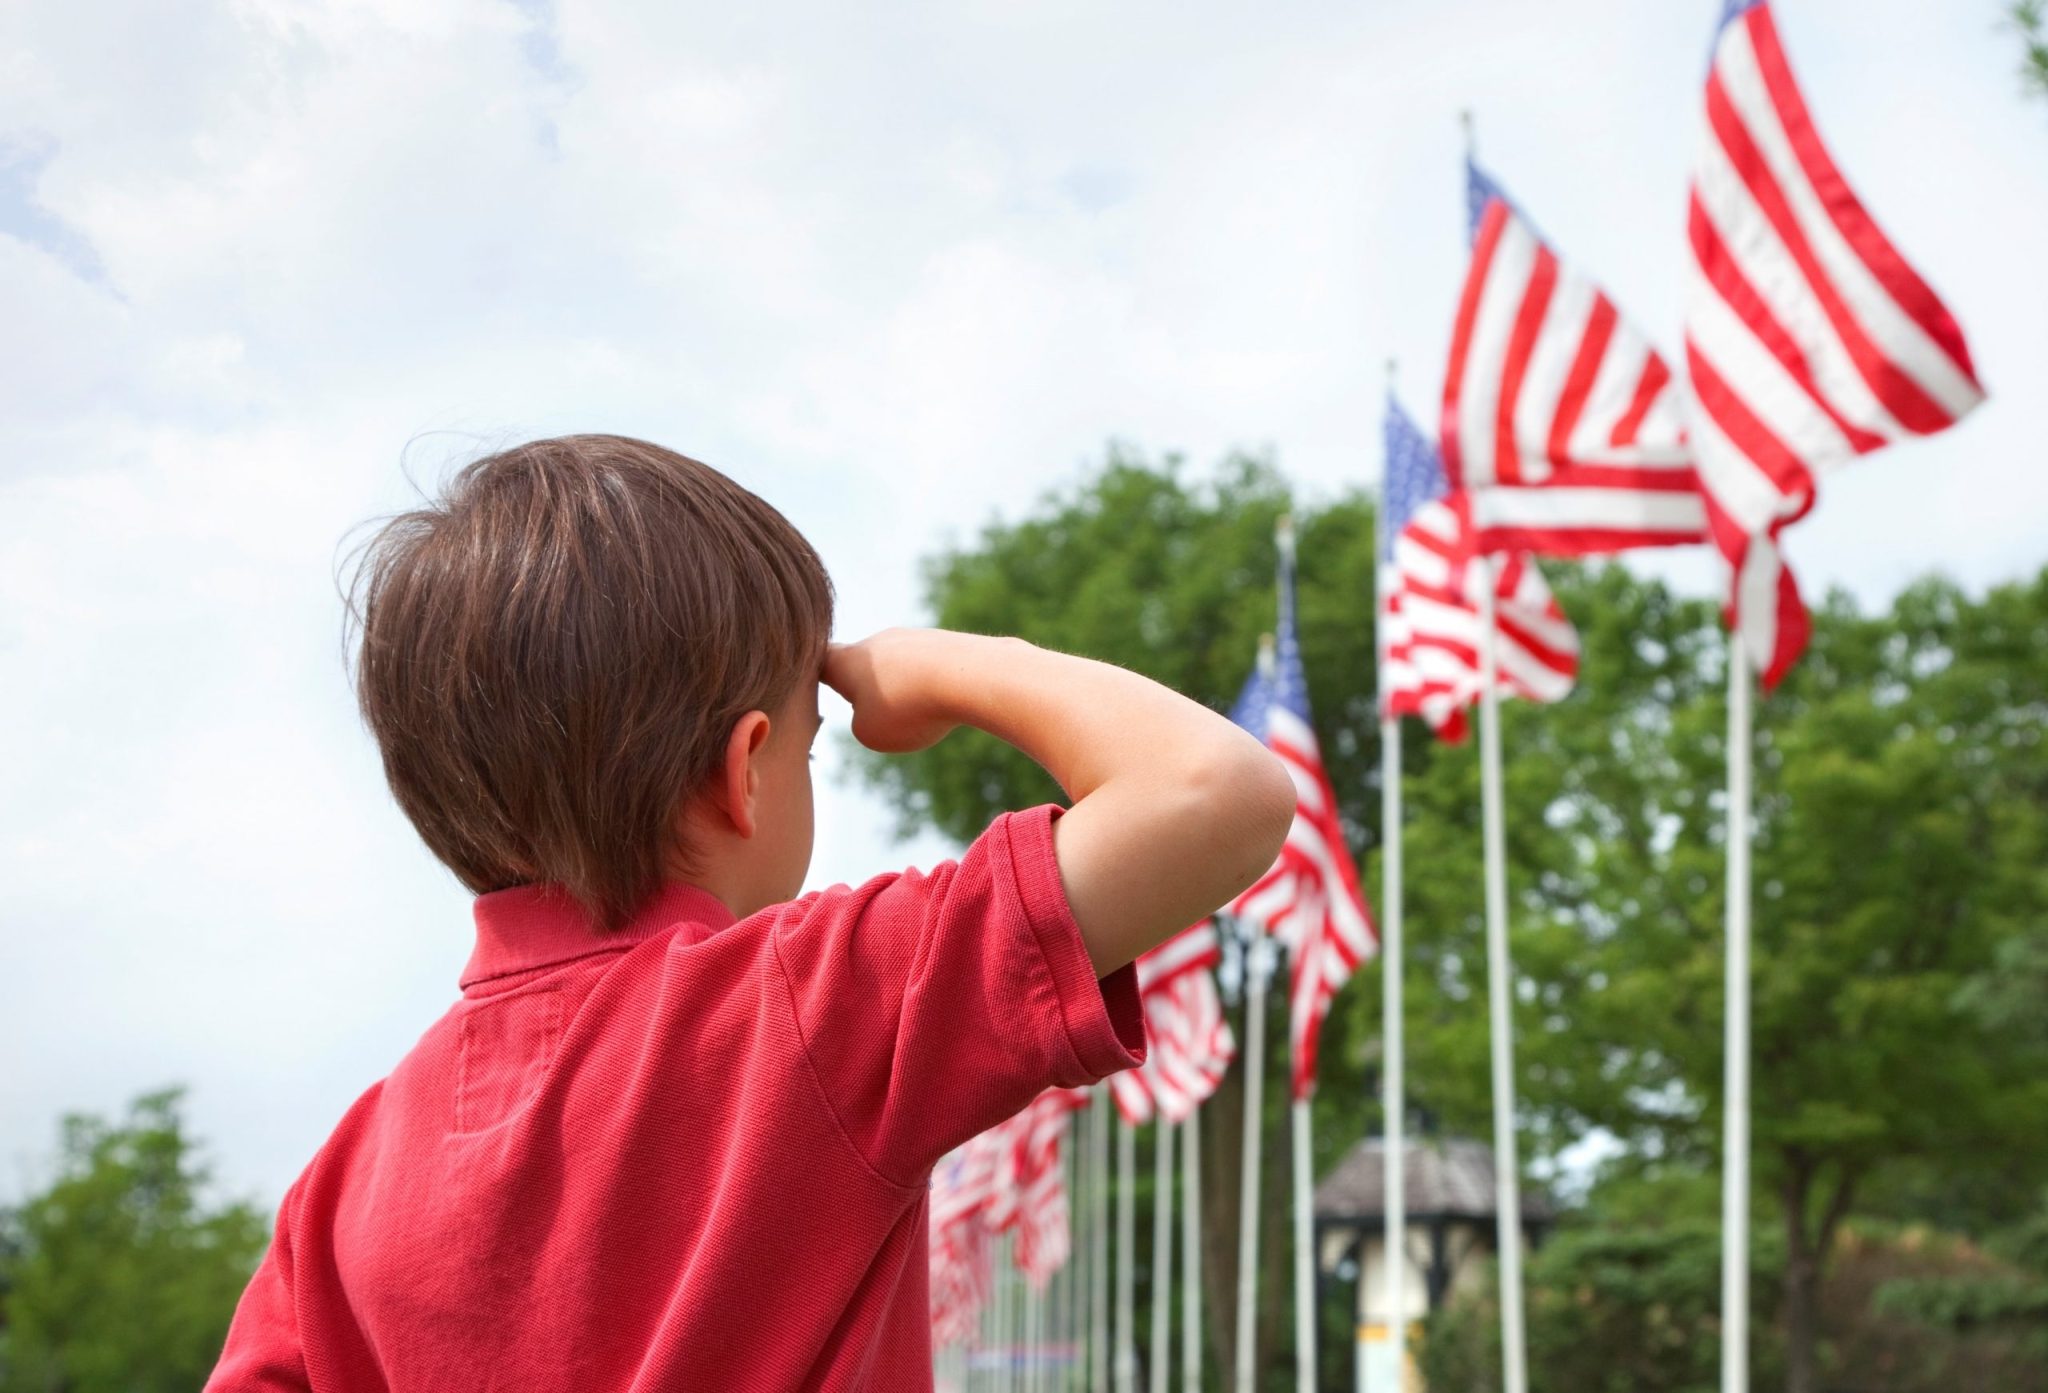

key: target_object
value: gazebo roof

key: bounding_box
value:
[1314,1135,1555,1224]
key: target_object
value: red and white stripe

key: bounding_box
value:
[1109,923,1236,1125]
[1685,1,1983,686]
[988,1091,1079,1289]
[1230,708,1377,1101]
[928,1132,999,1346]
[1443,188,1708,555]
[1380,491,1580,743]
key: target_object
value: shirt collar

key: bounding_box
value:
[462,881,738,991]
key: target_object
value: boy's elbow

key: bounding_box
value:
[1240,745,1297,863]
[1182,738,1294,880]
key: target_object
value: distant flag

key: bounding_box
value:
[1229,537,1377,1100]
[1443,159,1709,555]
[992,1091,1081,1289]
[928,1088,1088,1344]
[1685,0,1983,686]
[1380,393,1580,742]
[929,1132,1000,1347]
[1107,922,1237,1126]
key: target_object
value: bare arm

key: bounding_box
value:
[824,629,1295,976]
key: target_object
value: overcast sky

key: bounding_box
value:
[3,0,2042,1207]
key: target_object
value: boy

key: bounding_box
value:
[208,434,1293,1391]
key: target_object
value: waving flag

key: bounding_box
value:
[928,1133,999,1347]
[1685,0,1983,686]
[1229,535,1377,1100]
[1444,160,1708,555]
[991,1092,1076,1289]
[1108,922,1237,1125]
[1381,393,1580,742]
[928,1088,1088,1343]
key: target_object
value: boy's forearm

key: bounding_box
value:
[922,634,1294,974]
[920,634,1243,801]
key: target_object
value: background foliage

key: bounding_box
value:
[0,1090,267,1393]
[857,447,2048,1390]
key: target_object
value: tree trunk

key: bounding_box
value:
[1780,1156,1858,1393]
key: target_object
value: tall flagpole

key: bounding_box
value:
[1073,1102,1091,1393]
[1026,1282,1044,1393]
[1376,709,1407,1392]
[1150,1121,1177,1393]
[1290,1098,1317,1391]
[1377,363,1409,1393]
[1092,1088,1113,1393]
[1235,919,1275,1393]
[1722,635,1753,1393]
[1273,513,1321,1393]
[1182,1108,1204,1393]
[1115,1114,1139,1393]
[997,1234,1016,1393]
[1475,558,1529,1393]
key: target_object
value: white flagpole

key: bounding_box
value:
[1722,635,1753,1393]
[1291,1097,1317,1391]
[1376,711,1407,1393]
[1234,928,1275,1393]
[997,1234,1016,1393]
[1092,1088,1113,1393]
[1116,1115,1140,1393]
[1027,1283,1044,1393]
[1071,1103,1090,1392]
[1182,1108,1204,1393]
[1377,366,1410,1393]
[1150,1121,1177,1393]
[1475,558,1529,1393]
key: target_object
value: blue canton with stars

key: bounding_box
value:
[1464,156,1543,249]
[1229,532,1314,740]
[1381,394,1450,561]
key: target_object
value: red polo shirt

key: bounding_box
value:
[208,805,1144,1391]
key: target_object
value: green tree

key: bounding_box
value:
[2016,2,2048,100]
[0,1089,269,1393]
[857,447,2048,1390]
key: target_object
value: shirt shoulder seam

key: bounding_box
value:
[767,925,927,1197]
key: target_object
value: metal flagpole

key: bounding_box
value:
[997,1234,1016,1393]
[1377,711,1407,1393]
[1475,558,1529,1393]
[1291,1098,1316,1392]
[1027,1283,1043,1393]
[1150,1121,1177,1393]
[1115,1115,1139,1393]
[1071,1103,1089,1392]
[1092,1088,1113,1393]
[1722,635,1753,1393]
[1377,364,1410,1393]
[1182,1108,1203,1393]
[1234,928,1275,1393]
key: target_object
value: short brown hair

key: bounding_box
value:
[346,435,832,931]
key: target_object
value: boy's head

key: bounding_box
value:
[348,435,833,931]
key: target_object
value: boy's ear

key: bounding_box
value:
[713,710,773,839]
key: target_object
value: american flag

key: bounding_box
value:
[928,1088,1088,1344]
[1229,533,1377,1100]
[928,1132,998,1347]
[1108,922,1237,1126]
[1443,159,1708,555]
[992,1090,1080,1289]
[1381,392,1580,742]
[1685,0,1983,686]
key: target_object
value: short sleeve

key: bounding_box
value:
[773,805,1145,1187]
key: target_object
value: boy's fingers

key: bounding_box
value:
[820,640,864,698]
